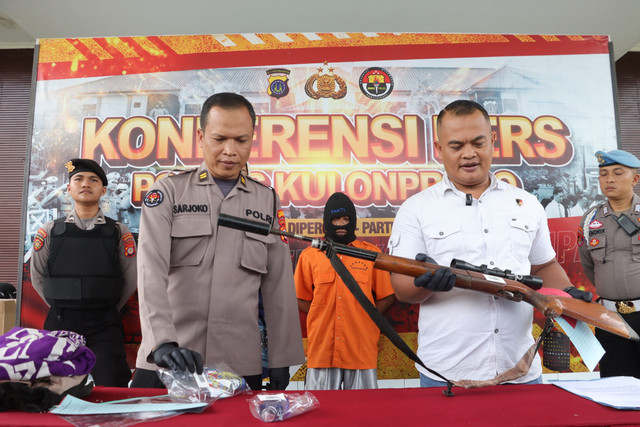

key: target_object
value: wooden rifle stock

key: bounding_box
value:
[215,213,639,342]
[373,252,639,342]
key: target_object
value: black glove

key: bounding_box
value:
[563,286,593,302]
[267,367,290,390]
[414,253,456,292]
[152,343,204,374]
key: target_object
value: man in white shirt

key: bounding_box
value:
[388,100,590,387]
[545,187,568,218]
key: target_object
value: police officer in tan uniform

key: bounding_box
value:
[30,158,138,387]
[578,149,640,378]
[130,93,304,390]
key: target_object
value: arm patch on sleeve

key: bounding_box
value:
[33,228,47,251]
[122,232,136,257]
[277,209,287,243]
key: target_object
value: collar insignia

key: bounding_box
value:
[199,171,208,182]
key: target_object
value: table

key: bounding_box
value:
[3,384,640,426]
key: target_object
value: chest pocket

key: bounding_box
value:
[170,215,211,267]
[310,269,335,306]
[349,268,369,285]
[422,223,463,262]
[241,232,271,274]
[632,234,640,262]
[586,234,607,264]
[508,216,538,259]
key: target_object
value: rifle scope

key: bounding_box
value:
[450,259,543,290]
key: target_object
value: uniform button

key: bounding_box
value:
[494,329,499,333]
[336,337,340,340]
[338,296,341,300]
[439,231,444,236]
[494,296,499,300]
[56,315,62,321]
[337,316,340,320]
[490,261,495,265]
[484,229,489,233]
[525,225,529,229]
[511,218,516,221]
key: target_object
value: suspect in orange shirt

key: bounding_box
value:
[295,192,395,390]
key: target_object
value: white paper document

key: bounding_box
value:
[550,376,640,410]
[554,317,605,371]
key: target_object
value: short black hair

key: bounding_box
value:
[200,92,256,130]
[436,100,490,133]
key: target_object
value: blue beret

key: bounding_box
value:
[65,158,108,186]
[595,150,640,168]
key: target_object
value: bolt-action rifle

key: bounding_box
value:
[218,213,639,342]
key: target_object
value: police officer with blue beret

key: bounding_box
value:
[31,158,138,387]
[578,149,640,378]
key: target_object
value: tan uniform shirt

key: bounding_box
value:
[135,163,304,376]
[30,208,138,310]
[578,193,640,300]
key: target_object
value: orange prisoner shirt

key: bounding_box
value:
[294,240,394,370]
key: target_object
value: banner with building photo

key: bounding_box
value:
[23,33,618,377]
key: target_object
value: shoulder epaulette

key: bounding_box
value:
[245,175,274,191]
[165,167,198,179]
[245,175,279,226]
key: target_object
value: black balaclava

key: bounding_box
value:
[323,192,357,244]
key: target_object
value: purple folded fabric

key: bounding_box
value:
[0,327,96,380]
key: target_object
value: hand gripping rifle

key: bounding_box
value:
[218,213,639,342]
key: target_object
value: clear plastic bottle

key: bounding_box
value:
[249,392,320,422]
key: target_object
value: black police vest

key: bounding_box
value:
[42,217,123,307]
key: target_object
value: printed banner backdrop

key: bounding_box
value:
[23,33,618,378]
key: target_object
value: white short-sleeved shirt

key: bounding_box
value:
[388,173,555,382]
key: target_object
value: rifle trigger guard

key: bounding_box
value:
[497,289,524,301]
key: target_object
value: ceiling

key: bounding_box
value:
[1,0,640,60]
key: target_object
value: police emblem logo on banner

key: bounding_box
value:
[359,67,394,100]
[305,61,347,100]
[266,69,290,99]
